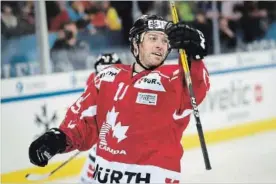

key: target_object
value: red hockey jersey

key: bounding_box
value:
[59,61,210,183]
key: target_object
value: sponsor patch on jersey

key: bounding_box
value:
[134,73,166,92]
[94,67,121,89]
[136,92,157,106]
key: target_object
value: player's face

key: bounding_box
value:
[139,31,169,68]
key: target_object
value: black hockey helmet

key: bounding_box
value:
[129,15,171,70]
[129,15,168,42]
[94,53,122,74]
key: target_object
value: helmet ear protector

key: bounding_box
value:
[129,15,172,70]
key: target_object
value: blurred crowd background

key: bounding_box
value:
[1,1,276,78]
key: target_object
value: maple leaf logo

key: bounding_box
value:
[99,107,129,145]
[106,107,119,128]
[113,122,129,143]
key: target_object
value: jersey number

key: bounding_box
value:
[114,82,129,101]
[71,93,90,114]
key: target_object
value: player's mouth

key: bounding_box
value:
[152,52,163,58]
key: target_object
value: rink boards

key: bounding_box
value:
[1,50,276,183]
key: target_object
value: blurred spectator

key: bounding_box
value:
[50,21,90,72]
[85,1,107,31]
[176,1,197,23]
[49,1,96,34]
[154,1,170,19]
[220,2,243,47]
[20,1,35,25]
[1,4,18,38]
[110,1,133,45]
[46,1,62,30]
[221,1,243,22]
[2,0,275,79]
[258,1,276,22]
[191,11,213,54]
[67,1,97,34]
[137,1,155,15]
[196,1,221,20]
[240,1,268,43]
[49,1,69,32]
[219,16,237,52]
[18,1,35,32]
[1,2,35,39]
[102,1,122,31]
[110,1,156,45]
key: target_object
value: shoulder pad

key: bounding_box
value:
[94,66,121,89]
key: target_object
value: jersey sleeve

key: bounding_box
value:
[86,72,95,86]
[189,60,210,105]
[171,59,210,127]
[59,77,99,152]
[176,56,210,104]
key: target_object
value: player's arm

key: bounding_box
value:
[86,73,95,86]
[28,80,99,167]
[59,81,99,152]
[186,60,210,104]
[166,21,210,104]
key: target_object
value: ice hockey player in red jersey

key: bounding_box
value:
[28,15,210,183]
[86,52,123,86]
[80,52,122,184]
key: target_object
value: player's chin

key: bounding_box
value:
[149,56,164,67]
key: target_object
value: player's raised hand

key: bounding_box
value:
[165,22,207,60]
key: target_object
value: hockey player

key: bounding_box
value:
[80,53,122,184]
[86,52,122,85]
[28,15,210,183]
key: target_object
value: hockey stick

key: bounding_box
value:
[25,151,81,181]
[169,1,212,170]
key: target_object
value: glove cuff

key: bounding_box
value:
[47,128,67,153]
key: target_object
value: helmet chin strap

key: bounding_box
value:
[135,52,153,70]
[136,54,167,71]
[135,45,170,71]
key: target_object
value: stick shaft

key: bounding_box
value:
[50,151,81,175]
[169,0,211,170]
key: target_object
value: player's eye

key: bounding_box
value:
[162,38,169,44]
[148,35,158,41]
